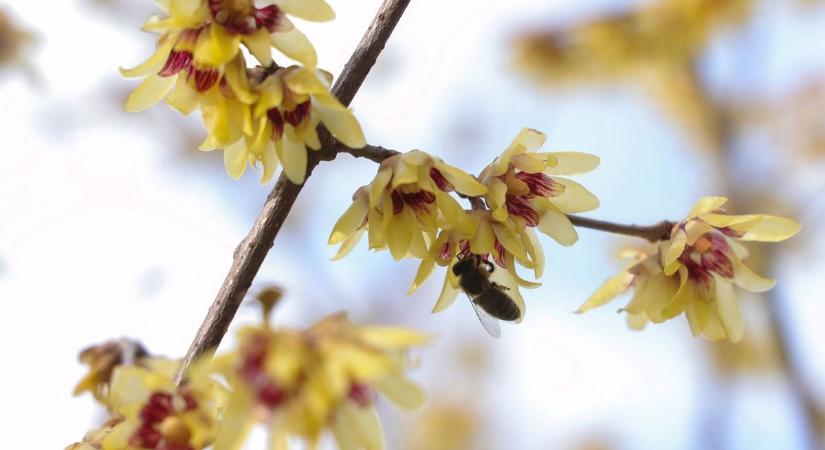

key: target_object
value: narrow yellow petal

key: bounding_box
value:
[687,196,728,218]
[549,178,600,213]
[738,215,801,242]
[432,271,461,313]
[329,196,369,245]
[373,376,427,410]
[119,34,177,78]
[223,139,248,179]
[663,230,687,275]
[542,151,600,175]
[242,28,273,67]
[369,168,392,208]
[732,258,775,292]
[124,74,176,112]
[276,129,307,184]
[275,0,335,21]
[387,208,415,261]
[332,229,366,260]
[576,271,633,313]
[713,276,744,342]
[435,162,487,196]
[538,208,578,246]
[313,96,366,149]
[271,27,318,67]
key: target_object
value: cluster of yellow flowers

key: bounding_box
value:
[511,0,752,151]
[577,197,800,342]
[122,0,365,184]
[329,128,600,322]
[68,314,428,450]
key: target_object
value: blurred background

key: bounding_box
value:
[1,0,825,449]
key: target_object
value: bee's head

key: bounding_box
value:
[451,257,476,276]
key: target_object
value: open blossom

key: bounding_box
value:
[121,0,332,112]
[96,360,224,450]
[479,128,600,246]
[328,151,487,261]
[209,313,429,450]
[577,197,801,342]
[211,65,366,184]
[412,212,546,320]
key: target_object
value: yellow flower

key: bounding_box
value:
[415,212,543,319]
[66,417,122,450]
[212,65,366,184]
[100,360,224,450]
[578,197,800,342]
[73,339,150,405]
[328,151,486,260]
[479,128,600,246]
[122,0,332,113]
[209,313,429,450]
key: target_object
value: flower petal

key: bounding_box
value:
[713,276,744,342]
[687,196,728,218]
[732,258,776,292]
[543,151,600,175]
[373,376,426,410]
[548,178,600,213]
[432,271,461,313]
[538,208,578,246]
[124,74,176,112]
[223,139,248,179]
[313,96,366,149]
[738,215,801,242]
[271,27,318,67]
[274,0,335,21]
[120,34,177,77]
[576,271,633,313]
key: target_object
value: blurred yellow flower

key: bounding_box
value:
[66,417,122,450]
[578,197,800,342]
[73,339,150,404]
[328,150,486,260]
[98,360,224,450]
[209,312,429,450]
[211,65,366,184]
[479,128,600,246]
[0,9,35,72]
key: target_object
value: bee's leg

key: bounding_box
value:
[481,259,495,273]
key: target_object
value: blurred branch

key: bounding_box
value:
[174,0,412,385]
[337,143,400,162]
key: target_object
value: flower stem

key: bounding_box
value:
[567,215,675,242]
[174,0,412,385]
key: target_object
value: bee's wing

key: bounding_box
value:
[469,298,501,338]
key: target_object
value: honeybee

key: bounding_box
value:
[452,254,521,338]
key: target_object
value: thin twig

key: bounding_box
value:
[175,0,412,384]
[337,143,399,162]
[568,215,675,242]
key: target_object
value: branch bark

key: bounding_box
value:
[568,215,675,242]
[175,0,412,384]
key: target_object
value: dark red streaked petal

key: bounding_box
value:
[159,51,193,77]
[283,101,311,127]
[191,67,219,92]
[505,196,540,227]
[391,190,404,215]
[348,384,373,408]
[402,190,436,212]
[267,108,285,139]
[254,5,285,32]
[492,240,506,267]
[140,393,176,424]
[515,172,564,198]
[429,168,454,192]
[129,425,162,449]
[701,250,734,278]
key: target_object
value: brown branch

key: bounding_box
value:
[337,143,399,162]
[174,0,411,384]
[567,215,675,242]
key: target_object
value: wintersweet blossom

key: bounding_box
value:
[121,0,332,112]
[73,339,150,404]
[577,197,800,342]
[328,151,486,260]
[211,65,366,183]
[479,128,600,246]
[209,313,429,450]
[414,212,544,320]
[99,360,224,450]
